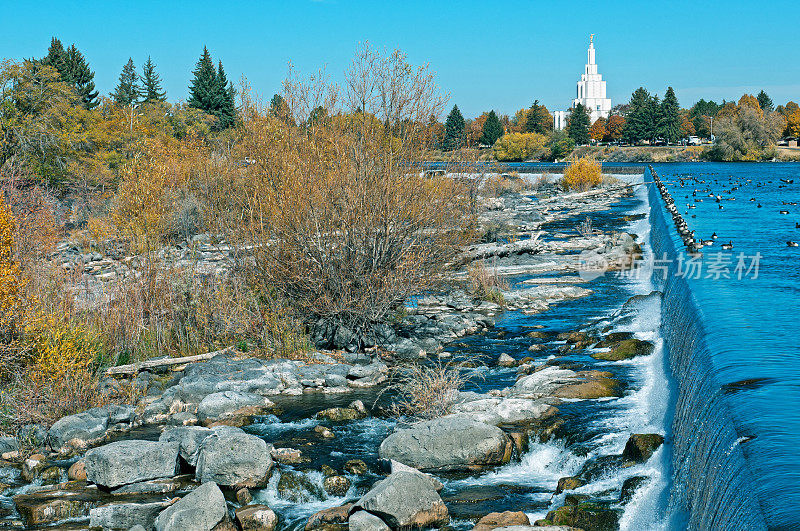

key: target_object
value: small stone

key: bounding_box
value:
[235,504,278,531]
[321,464,337,477]
[622,433,664,463]
[271,447,305,465]
[314,425,335,439]
[323,475,351,497]
[236,488,253,506]
[556,476,584,494]
[348,510,390,531]
[305,503,353,530]
[344,459,368,475]
[473,510,530,531]
[497,353,516,367]
[68,460,86,481]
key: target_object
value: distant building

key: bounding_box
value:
[554,35,612,130]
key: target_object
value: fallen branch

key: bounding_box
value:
[104,347,233,376]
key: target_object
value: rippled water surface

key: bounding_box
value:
[651,162,800,529]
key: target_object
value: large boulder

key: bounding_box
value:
[90,500,171,530]
[351,470,449,528]
[451,398,556,426]
[378,415,512,472]
[159,426,214,467]
[84,440,179,488]
[305,503,353,530]
[47,409,108,451]
[235,504,278,531]
[155,481,227,531]
[591,338,654,361]
[195,429,273,488]
[542,501,620,531]
[197,391,274,427]
[622,433,664,463]
[473,511,530,531]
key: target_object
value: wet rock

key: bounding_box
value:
[595,332,634,347]
[271,447,307,465]
[111,474,194,496]
[237,487,253,506]
[389,460,443,491]
[510,367,578,398]
[159,426,214,467]
[344,459,368,475]
[351,470,449,528]
[619,476,649,504]
[315,425,335,439]
[555,476,584,494]
[591,338,654,361]
[622,433,664,463]
[155,481,227,530]
[14,493,99,526]
[90,500,171,530]
[473,511,531,531]
[543,501,620,531]
[379,415,512,472]
[348,510,391,531]
[323,475,351,496]
[195,429,273,488]
[84,440,179,488]
[68,459,86,481]
[305,503,353,530]
[551,371,622,399]
[197,391,274,427]
[39,466,62,484]
[451,398,556,426]
[497,353,517,367]
[0,436,17,455]
[235,504,278,531]
[277,471,324,503]
[316,407,366,422]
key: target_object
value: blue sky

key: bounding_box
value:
[3,0,798,119]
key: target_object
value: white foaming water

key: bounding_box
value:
[257,468,356,524]
[449,439,586,489]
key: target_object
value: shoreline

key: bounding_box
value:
[0,172,673,530]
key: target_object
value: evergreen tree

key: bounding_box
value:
[525,100,549,134]
[188,46,219,114]
[140,57,166,103]
[757,90,773,112]
[658,86,681,143]
[215,61,236,129]
[442,105,465,151]
[111,58,140,105]
[567,103,591,145]
[623,87,659,144]
[62,44,99,108]
[479,110,504,146]
[41,37,66,74]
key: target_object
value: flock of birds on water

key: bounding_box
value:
[649,164,799,255]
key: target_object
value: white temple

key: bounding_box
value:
[553,35,612,130]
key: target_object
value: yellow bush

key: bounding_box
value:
[23,313,99,384]
[561,156,603,191]
[0,200,22,341]
[493,132,548,162]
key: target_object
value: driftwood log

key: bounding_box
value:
[105,347,232,376]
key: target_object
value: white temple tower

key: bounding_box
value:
[554,35,612,129]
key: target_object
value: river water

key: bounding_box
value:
[649,162,800,530]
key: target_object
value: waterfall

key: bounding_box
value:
[646,167,767,530]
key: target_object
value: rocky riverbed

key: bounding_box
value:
[0,173,669,530]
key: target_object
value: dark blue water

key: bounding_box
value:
[648,162,800,530]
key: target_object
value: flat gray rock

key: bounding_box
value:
[84,440,179,488]
[155,481,227,531]
[351,470,448,528]
[195,430,273,488]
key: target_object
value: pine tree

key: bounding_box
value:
[188,46,219,114]
[623,87,659,144]
[658,86,681,144]
[62,44,99,108]
[479,110,504,146]
[757,90,773,112]
[41,37,66,74]
[442,105,465,151]
[215,61,236,129]
[140,57,166,103]
[111,58,140,105]
[525,100,548,134]
[567,103,591,145]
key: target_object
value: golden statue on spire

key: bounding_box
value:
[590,33,595,44]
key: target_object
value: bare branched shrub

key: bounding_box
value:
[481,174,527,197]
[383,360,477,421]
[576,216,594,237]
[467,261,508,305]
[215,45,475,346]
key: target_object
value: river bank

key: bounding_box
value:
[0,170,672,530]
